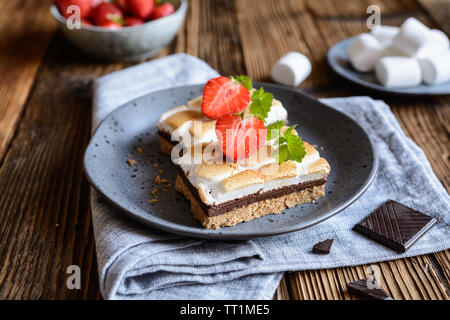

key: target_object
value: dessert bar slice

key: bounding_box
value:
[156,76,330,229]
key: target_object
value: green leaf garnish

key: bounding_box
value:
[232,110,246,120]
[270,124,306,164]
[275,144,290,164]
[266,120,284,140]
[230,75,252,90]
[249,87,273,123]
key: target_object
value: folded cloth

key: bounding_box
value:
[91,53,450,300]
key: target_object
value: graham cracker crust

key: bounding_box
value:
[175,174,326,229]
[159,136,174,155]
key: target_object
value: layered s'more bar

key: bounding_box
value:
[157,85,330,229]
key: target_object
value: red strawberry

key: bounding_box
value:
[215,114,267,160]
[55,0,92,19]
[82,19,93,26]
[91,2,123,26]
[151,2,175,20]
[125,0,155,19]
[98,21,122,29]
[201,76,251,119]
[115,0,127,9]
[91,0,103,8]
[124,16,145,26]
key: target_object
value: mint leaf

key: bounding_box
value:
[286,135,306,162]
[283,125,297,138]
[249,87,273,123]
[272,124,306,164]
[275,144,290,164]
[266,120,284,140]
[230,75,252,90]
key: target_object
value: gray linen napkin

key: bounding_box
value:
[91,53,450,300]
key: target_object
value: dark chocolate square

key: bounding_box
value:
[353,200,437,253]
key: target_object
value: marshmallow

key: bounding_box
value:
[370,25,400,47]
[393,17,432,56]
[415,29,450,58]
[375,57,422,87]
[347,33,383,72]
[381,44,409,57]
[271,52,312,86]
[429,29,450,48]
[419,50,450,85]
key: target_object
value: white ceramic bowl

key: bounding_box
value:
[50,0,187,61]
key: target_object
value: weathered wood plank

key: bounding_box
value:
[0,0,56,162]
[0,32,132,299]
[273,275,291,300]
[417,0,450,34]
[306,0,419,19]
[197,0,247,75]
[433,251,450,287]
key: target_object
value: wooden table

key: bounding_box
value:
[0,0,448,300]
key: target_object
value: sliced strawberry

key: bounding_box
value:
[150,2,175,20]
[125,0,155,19]
[55,0,92,19]
[201,76,251,119]
[124,16,145,26]
[91,2,123,26]
[215,114,267,160]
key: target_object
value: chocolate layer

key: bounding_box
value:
[158,131,327,217]
[158,130,173,143]
[177,165,326,216]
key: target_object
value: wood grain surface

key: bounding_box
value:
[0,0,448,300]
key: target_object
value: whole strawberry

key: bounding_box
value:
[125,0,155,19]
[91,2,123,26]
[90,0,103,8]
[81,19,93,26]
[151,1,175,20]
[98,21,123,30]
[55,0,92,19]
[124,16,145,27]
[115,0,127,9]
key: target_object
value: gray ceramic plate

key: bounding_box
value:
[83,83,378,240]
[327,37,450,96]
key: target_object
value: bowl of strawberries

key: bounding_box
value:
[50,0,187,61]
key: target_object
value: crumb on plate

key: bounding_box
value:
[155,175,170,184]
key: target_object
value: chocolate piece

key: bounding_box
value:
[347,278,393,300]
[158,130,175,144]
[312,239,333,254]
[353,200,437,253]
